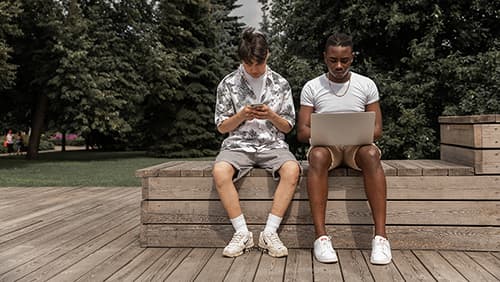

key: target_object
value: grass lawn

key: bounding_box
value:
[0,150,214,187]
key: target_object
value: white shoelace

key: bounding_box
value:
[265,233,285,249]
[228,232,247,247]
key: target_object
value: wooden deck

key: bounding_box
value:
[1,187,499,281]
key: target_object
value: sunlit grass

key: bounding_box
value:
[0,150,213,187]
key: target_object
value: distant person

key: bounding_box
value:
[297,32,392,265]
[212,27,301,258]
[15,132,22,155]
[6,129,14,154]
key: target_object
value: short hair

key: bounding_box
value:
[325,33,353,51]
[238,27,269,64]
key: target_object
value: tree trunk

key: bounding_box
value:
[61,130,66,152]
[26,93,49,160]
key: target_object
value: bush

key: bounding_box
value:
[50,132,85,146]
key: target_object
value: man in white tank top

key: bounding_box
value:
[297,33,392,265]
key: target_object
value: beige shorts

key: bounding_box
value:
[307,144,381,171]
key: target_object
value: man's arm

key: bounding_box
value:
[297,105,314,143]
[217,106,255,134]
[366,102,383,140]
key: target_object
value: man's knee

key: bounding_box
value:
[279,161,300,184]
[212,161,234,186]
[356,145,381,168]
[308,147,331,169]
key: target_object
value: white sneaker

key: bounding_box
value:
[370,235,392,264]
[258,231,288,257]
[222,231,254,257]
[313,235,338,263]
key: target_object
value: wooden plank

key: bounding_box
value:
[194,248,234,282]
[440,123,477,147]
[284,249,313,282]
[0,195,139,272]
[47,225,140,282]
[6,213,140,282]
[253,252,286,281]
[74,241,145,282]
[165,248,215,281]
[179,161,213,177]
[361,250,404,281]
[413,250,467,282]
[140,225,500,251]
[465,252,500,281]
[390,250,434,282]
[412,159,449,175]
[142,200,500,225]
[441,144,500,174]
[105,247,166,281]
[383,160,422,176]
[427,159,474,176]
[0,188,131,240]
[158,161,211,177]
[381,161,398,176]
[0,187,109,223]
[438,114,500,124]
[441,124,500,149]
[145,175,499,200]
[439,251,499,282]
[337,250,373,281]
[224,249,261,282]
[135,161,184,177]
[312,254,343,281]
[134,248,191,281]
[478,124,500,148]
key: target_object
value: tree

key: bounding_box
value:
[12,0,64,159]
[267,0,500,159]
[0,0,22,91]
[147,0,242,157]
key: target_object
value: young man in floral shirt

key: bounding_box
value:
[213,28,301,258]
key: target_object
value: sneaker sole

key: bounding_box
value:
[258,243,288,257]
[223,242,255,258]
[370,258,392,265]
[314,254,338,263]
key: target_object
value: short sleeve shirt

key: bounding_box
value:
[301,72,379,113]
[215,65,295,152]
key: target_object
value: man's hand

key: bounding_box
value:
[248,104,275,120]
[239,104,275,121]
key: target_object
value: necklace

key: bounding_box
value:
[327,73,351,97]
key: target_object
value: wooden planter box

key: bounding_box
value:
[440,114,500,174]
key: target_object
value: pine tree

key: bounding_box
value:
[147,0,242,157]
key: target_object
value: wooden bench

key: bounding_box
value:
[136,159,499,251]
[136,114,500,251]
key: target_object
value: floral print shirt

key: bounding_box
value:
[215,65,295,152]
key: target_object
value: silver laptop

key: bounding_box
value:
[310,112,375,146]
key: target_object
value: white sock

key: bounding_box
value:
[230,214,248,233]
[264,213,282,233]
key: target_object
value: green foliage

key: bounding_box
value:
[0,0,22,91]
[147,0,242,157]
[268,0,500,159]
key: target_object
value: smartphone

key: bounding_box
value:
[249,103,264,108]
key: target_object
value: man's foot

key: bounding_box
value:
[258,231,288,257]
[313,235,338,263]
[222,231,254,257]
[370,235,392,264]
